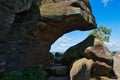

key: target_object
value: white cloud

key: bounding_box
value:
[102,0,112,7]
[105,41,120,51]
[50,36,72,52]
[57,36,71,47]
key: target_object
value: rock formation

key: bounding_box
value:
[0,0,96,73]
[113,53,120,79]
[70,58,94,80]
[61,35,113,66]
[61,35,113,77]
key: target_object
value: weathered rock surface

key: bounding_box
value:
[85,45,113,66]
[0,0,96,73]
[0,0,33,13]
[92,61,112,76]
[113,53,120,79]
[70,58,94,80]
[40,0,96,30]
[0,5,15,35]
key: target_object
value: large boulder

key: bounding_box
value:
[85,45,113,66]
[70,58,94,80]
[0,0,96,73]
[61,35,113,66]
[92,61,112,76]
[113,53,120,79]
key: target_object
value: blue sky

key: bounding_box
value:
[50,0,120,52]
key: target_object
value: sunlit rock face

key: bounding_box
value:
[0,0,96,73]
[70,58,94,80]
[113,53,120,79]
[40,0,96,31]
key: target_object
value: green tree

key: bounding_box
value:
[90,26,111,42]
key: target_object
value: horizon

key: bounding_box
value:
[50,0,120,53]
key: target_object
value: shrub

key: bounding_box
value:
[1,66,46,80]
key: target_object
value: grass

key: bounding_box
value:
[0,66,46,80]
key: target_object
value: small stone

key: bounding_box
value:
[0,62,6,66]
[45,65,68,76]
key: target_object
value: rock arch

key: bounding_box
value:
[0,0,96,73]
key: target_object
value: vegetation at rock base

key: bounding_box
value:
[1,66,46,80]
[90,26,111,42]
